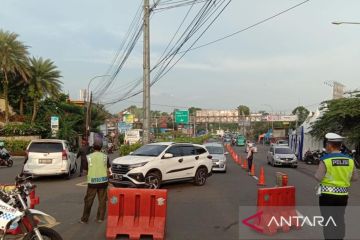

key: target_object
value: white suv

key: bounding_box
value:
[110,142,213,189]
[23,139,77,179]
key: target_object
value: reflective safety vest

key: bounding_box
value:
[320,153,354,196]
[87,152,108,184]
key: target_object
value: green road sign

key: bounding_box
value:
[175,110,189,124]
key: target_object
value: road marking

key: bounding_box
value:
[76,181,88,187]
[252,176,259,181]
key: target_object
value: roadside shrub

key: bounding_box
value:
[0,123,47,136]
[119,143,142,156]
[2,140,30,156]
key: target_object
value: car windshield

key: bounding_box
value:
[275,148,293,154]
[206,146,224,154]
[131,145,168,157]
[28,142,63,153]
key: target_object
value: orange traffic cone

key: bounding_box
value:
[242,158,248,170]
[258,166,266,186]
[250,163,255,176]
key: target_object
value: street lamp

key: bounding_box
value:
[87,75,110,101]
[332,21,360,25]
[85,74,110,141]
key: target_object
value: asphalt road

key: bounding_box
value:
[1,146,359,240]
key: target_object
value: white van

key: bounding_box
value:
[124,129,143,145]
[23,139,77,179]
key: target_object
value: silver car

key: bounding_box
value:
[204,143,228,173]
[267,145,297,168]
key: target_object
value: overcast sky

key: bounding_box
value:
[1,0,360,114]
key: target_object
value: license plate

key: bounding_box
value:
[39,159,52,164]
[113,174,123,180]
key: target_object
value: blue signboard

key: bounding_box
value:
[118,122,132,134]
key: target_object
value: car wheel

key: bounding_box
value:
[194,167,208,186]
[145,172,161,189]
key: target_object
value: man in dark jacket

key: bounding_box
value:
[77,139,90,177]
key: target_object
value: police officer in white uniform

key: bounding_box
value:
[315,133,358,240]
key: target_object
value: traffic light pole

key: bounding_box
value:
[143,0,151,144]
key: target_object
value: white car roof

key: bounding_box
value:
[148,142,174,146]
[273,145,291,149]
[30,139,66,143]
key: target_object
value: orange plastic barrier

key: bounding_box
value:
[29,189,40,209]
[106,188,167,240]
[255,186,299,235]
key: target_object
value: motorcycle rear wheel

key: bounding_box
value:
[23,227,63,240]
[7,159,13,167]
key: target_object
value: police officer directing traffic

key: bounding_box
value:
[80,137,111,224]
[315,133,358,240]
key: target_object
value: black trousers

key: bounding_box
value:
[79,158,87,175]
[247,157,253,172]
[319,194,348,240]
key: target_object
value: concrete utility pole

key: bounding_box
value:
[143,0,151,144]
[86,92,93,140]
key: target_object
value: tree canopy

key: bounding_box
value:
[238,105,250,116]
[310,96,360,146]
[292,106,310,125]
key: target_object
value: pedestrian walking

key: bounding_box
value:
[79,138,111,224]
[247,143,254,174]
[77,139,90,177]
[315,133,358,240]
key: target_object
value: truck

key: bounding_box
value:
[272,129,286,142]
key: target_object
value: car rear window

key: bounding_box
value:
[275,148,293,154]
[28,142,63,153]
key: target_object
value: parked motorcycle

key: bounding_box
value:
[0,175,62,240]
[304,150,323,165]
[0,154,13,167]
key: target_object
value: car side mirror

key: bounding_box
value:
[162,153,173,159]
[129,152,134,155]
[207,155,213,160]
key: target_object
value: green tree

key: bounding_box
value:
[292,106,310,126]
[0,30,29,123]
[310,97,360,149]
[189,107,201,116]
[28,57,62,124]
[8,73,30,116]
[238,105,250,116]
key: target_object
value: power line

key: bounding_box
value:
[102,0,311,105]
[185,0,311,52]
[103,0,229,105]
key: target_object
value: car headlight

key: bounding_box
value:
[275,155,280,160]
[128,162,148,170]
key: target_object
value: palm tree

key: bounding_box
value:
[0,30,29,123]
[28,57,62,124]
